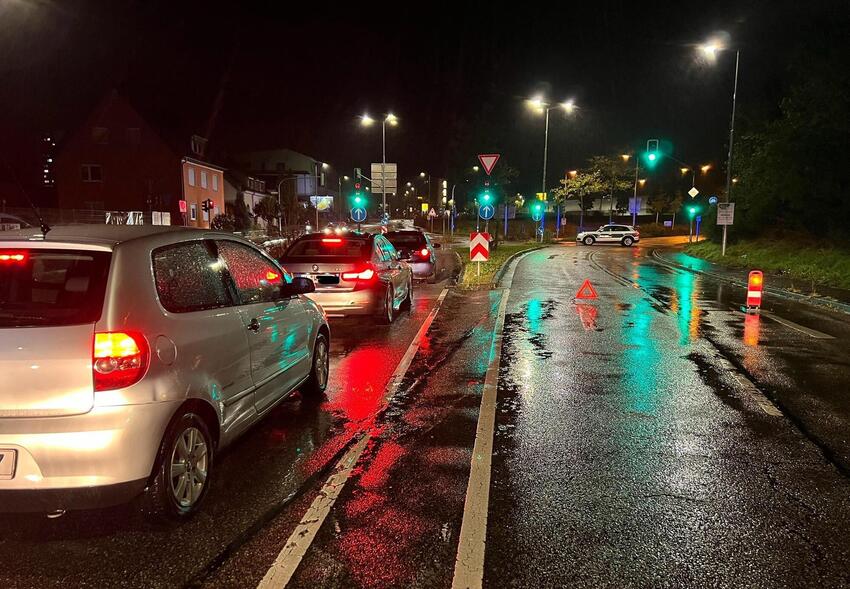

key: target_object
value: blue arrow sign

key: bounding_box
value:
[479,204,495,220]
[350,207,367,223]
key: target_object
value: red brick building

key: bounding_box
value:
[55,90,224,227]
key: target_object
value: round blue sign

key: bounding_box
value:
[350,207,367,223]
[531,210,543,222]
[479,204,495,220]
[708,196,719,206]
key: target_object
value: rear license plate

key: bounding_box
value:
[317,274,340,285]
[0,449,16,479]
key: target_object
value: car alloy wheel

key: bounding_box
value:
[169,426,208,509]
[385,286,394,322]
[623,237,634,247]
[314,337,329,389]
[583,236,594,245]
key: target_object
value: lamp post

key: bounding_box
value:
[360,112,398,222]
[700,40,740,256]
[527,96,576,203]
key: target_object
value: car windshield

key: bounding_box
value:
[284,237,369,258]
[384,232,426,250]
[0,249,111,327]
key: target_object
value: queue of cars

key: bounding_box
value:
[0,224,435,518]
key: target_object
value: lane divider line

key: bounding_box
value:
[759,310,835,340]
[451,287,511,589]
[714,354,783,417]
[256,288,449,589]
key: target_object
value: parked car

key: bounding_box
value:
[278,232,412,323]
[0,225,328,518]
[0,213,32,231]
[384,229,441,280]
[577,224,640,246]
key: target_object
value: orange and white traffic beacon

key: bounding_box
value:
[746,270,764,314]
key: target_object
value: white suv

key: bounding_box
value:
[577,224,640,247]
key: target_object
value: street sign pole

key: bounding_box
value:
[503,204,508,239]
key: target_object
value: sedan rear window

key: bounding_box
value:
[384,232,426,250]
[0,248,111,327]
[285,238,369,258]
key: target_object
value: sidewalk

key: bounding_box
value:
[651,246,850,315]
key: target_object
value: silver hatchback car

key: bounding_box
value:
[0,225,329,518]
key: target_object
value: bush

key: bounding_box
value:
[211,214,236,232]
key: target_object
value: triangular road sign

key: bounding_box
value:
[478,153,500,176]
[575,279,598,300]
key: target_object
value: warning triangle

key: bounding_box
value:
[478,153,500,175]
[575,279,598,300]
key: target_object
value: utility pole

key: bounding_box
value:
[722,49,740,257]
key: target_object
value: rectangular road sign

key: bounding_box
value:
[717,202,735,225]
[370,163,397,193]
[470,232,490,262]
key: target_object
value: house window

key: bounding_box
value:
[91,127,109,144]
[212,174,219,192]
[200,171,208,189]
[126,127,141,146]
[188,167,196,186]
[190,203,197,221]
[81,164,103,182]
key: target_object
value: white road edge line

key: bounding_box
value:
[451,287,511,589]
[715,354,783,417]
[257,288,449,589]
[759,310,835,340]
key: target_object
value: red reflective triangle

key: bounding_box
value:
[575,279,598,299]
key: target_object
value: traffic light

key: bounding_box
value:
[480,189,493,204]
[687,205,700,218]
[531,202,543,214]
[643,139,660,169]
[201,199,214,212]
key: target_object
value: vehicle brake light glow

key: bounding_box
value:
[0,253,26,262]
[420,248,429,257]
[322,238,343,244]
[93,332,148,391]
[342,267,376,281]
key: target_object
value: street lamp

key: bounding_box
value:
[472,165,479,172]
[360,112,398,220]
[527,96,577,200]
[701,164,712,174]
[699,36,739,256]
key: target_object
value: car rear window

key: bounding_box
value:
[285,237,370,258]
[384,232,426,250]
[0,248,111,327]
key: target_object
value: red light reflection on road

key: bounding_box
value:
[575,303,598,331]
[743,313,760,347]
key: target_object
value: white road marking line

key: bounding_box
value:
[715,355,783,417]
[451,287,510,589]
[256,288,449,589]
[759,310,835,340]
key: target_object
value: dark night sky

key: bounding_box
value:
[0,0,835,197]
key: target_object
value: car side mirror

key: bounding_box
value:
[280,277,315,298]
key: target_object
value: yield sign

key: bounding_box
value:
[575,279,598,300]
[478,153,500,176]
[470,232,490,262]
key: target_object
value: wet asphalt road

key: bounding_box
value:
[4,241,850,588]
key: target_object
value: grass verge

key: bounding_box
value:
[685,239,850,291]
[456,242,544,289]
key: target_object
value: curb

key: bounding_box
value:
[651,249,850,316]
[491,245,547,288]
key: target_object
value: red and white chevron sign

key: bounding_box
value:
[470,232,490,262]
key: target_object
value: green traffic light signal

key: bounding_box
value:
[532,202,542,212]
[481,190,492,203]
[687,206,699,218]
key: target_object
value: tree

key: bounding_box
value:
[211,213,235,232]
[253,196,281,230]
[233,192,253,232]
[553,169,604,213]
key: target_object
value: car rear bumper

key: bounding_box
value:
[0,401,180,509]
[409,261,435,278]
[305,287,382,317]
[0,479,147,512]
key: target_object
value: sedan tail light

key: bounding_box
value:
[412,247,430,261]
[342,265,377,282]
[93,332,149,391]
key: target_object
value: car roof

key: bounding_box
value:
[0,224,223,247]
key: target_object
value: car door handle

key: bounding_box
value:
[247,318,261,333]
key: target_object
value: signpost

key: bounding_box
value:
[717,202,735,256]
[477,154,500,176]
[370,162,398,216]
[478,203,495,221]
[470,232,490,283]
[350,206,367,227]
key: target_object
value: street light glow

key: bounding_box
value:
[527,95,546,110]
[321,162,329,170]
[568,170,578,178]
[472,165,479,172]
[343,175,350,180]
[701,164,712,173]
[680,167,690,175]
[561,100,575,113]
[360,113,375,126]
[638,179,647,186]
[621,154,630,162]
[419,172,426,178]
[386,113,398,126]
[700,42,720,57]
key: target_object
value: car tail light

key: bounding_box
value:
[93,332,149,391]
[342,265,377,282]
[635,231,640,238]
[322,238,343,244]
[0,252,26,263]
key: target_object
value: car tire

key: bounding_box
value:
[377,285,394,325]
[142,412,213,520]
[583,236,595,246]
[301,332,329,398]
[401,277,413,311]
[622,236,634,247]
